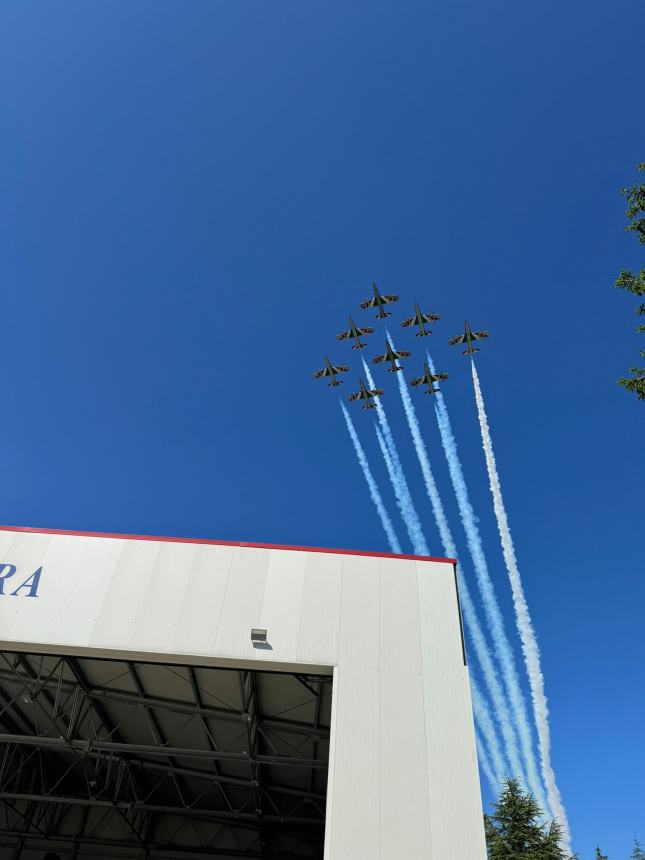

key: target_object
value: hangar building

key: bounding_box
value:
[0,526,487,859]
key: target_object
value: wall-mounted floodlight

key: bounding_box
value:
[251,628,268,646]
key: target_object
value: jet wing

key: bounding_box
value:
[433,372,449,381]
[448,334,466,345]
[360,298,377,310]
[371,388,384,396]
[372,354,388,364]
[358,326,374,335]
[472,330,490,340]
[337,329,352,341]
[423,313,440,322]
[410,377,424,387]
[401,316,415,328]
[394,349,411,359]
[347,392,361,401]
[382,294,398,303]
[313,369,327,378]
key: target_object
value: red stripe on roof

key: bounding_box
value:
[0,525,455,565]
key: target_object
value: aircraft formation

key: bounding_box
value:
[313,282,490,409]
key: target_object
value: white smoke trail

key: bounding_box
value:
[374,423,404,525]
[340,401,403,554]
[474,728,498,795]
[386,334,522,785]
[362,358,429,556]
[471,361,571,847]
[428,351,549,815]
[470,673,505,788]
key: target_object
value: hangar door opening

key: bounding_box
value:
[0,651,332,859]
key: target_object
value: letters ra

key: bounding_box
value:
[0,565,42,598]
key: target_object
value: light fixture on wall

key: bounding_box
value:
[250,628,268,646]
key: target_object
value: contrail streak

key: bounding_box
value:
[428,351,549,814]
[362,358,429,556]
[470,672,506,788]
[471,361,570,847]
[386,333,521,785]
[475,728,498,795]
[374,423,404,525]
[340,401,402,554]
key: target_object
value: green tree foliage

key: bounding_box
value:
[595,848,609,860]
[485,778,574,859]
[614,162,645,399]
[632,839,645,860]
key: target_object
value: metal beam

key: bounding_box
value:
[0,829,322,860]
[0,670,331,739]
[0,792,324,827]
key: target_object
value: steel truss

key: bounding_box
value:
[0,651,332,859]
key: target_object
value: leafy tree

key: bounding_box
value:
[485,778,574,859]
[614,162,645,399]
[594,848,608,860]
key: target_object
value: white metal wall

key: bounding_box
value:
[0,529,487,859]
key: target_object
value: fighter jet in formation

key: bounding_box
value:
[337,317,375,350]
[313,356,350,387]
[448,320,490,355]
[360,283,399,319]
[400,303,441,337]
[347,379,384,409]
[410,362,449,394]
[372,339,411,373]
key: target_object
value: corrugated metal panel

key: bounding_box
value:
[213,547,270,659]
[297,550,342,666]
[329,554,380,859]
[171,543,236,655]
[5,535,87,644]
[254,548,306,664]
[0,532,54,644]
[130,541,199,653]
[90,539,161,648]
[416,561,487,858]
[378,557,432,858]
[48,536,124,646]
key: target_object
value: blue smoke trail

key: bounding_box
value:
[384,334,520,788]
[475,729,498,795]
[428,351,549,814]
[470,672,506,789]
[362,357,429,556]
[340,401,402,554]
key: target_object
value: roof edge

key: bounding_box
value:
[0,525,456,565]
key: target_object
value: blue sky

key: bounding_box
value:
[1,1,643,855]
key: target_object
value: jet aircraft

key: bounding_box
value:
[347,379,384,409]
[410,362,449,394]
[337,317,375,349]
[448,320,490,354]
[372,339,411,373]
[360,283,399,319]
[313,356,349,387]
[400,303,441,337]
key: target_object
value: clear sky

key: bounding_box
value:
[1,1,643,856]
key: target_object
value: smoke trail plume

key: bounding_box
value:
[471,361,571,848]
[470,673,506,788]
[340,401,403,554]
[362,358,429,556]
[374,423,404,523]
[428,351,549,814]
[387,333,522,786]
[475,728,498,795]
